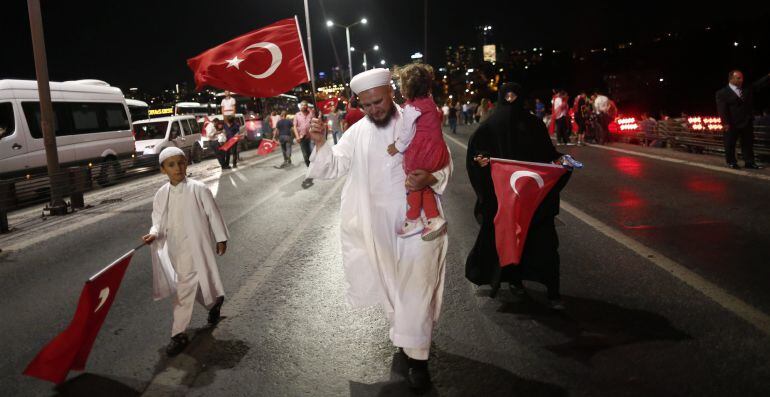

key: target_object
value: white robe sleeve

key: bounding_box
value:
[394,105,421,153]
[199,184,229,243]
[430,146,453,195]
[149,187,166,237]
[307,128,356,180]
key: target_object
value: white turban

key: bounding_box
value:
[159,146,185,165]
[350,68,391,95]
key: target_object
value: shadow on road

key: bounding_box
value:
[150,324,250,389]
[490,293,691,363]
[52,373,140,397]
[349,348,566,396]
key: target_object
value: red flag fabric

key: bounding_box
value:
[219,135,242,151]
[491,159,567,266]
[187,17,310,98]
[257,139,278,155]
[317,98,339,114]
[24,251,135,384]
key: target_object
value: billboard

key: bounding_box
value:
[483,44,496,62]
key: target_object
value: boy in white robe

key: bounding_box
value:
[142,147,229,356]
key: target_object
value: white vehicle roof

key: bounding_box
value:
[126,99,149,107]
[62,79,110,86]
[176,102,203,107]
[133,114,197,124]
[0,79,124,95]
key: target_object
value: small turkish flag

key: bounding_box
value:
[491,159,567,266]
[219,135,242,151]
[257,139,278,155]
[187,17,310,98]
[317,98,339,114]
[24,250,135,383]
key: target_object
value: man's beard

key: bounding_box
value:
[367,105,397,128]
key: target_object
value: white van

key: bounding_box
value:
[126,99,149,123]
[132,115,204,163]
[0,79,135,181]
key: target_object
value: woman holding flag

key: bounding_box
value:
[465,82,574,310]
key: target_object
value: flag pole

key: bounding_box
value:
[301,1,318,109]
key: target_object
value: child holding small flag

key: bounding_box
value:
[142,147,229,356]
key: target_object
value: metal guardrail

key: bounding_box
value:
[610,119,770,159]
[0,136,264,233]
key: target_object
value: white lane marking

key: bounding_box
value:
[445,132,770,336]
[586,143,770,182]
[142,177,346,396]
[560,201,770,336]
[1,152,282,252]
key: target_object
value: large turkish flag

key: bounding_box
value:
[187,17,310,98]
[491,159,567,266]
[257,139,278,155]
[24,250,135,383]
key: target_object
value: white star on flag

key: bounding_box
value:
[225,56,244,69]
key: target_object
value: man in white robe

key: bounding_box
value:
[306,68,450,390]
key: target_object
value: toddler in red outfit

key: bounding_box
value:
[388,64,450,241]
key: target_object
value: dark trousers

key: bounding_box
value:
[211,141,226,168]
[555,117,571,144]
[223,143,238,167]
[279,135,293,161]
[448,118,457,134]
[299,137,312,167]
[724,125,755,165]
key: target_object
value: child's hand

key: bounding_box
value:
[217,241,227,256]
[387,143,399,156]
[142,234,156,245]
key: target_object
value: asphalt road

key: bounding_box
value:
[1,125,769,396]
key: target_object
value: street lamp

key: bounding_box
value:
[326,18,368,81]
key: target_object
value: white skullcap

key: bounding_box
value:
[159,146,185,165]
[350,68,391,95]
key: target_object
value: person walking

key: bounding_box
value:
[466,82,573,309]
[221,91,236,117]
[448,101,459,134]
[715,70,770,169]
[328,102,344,144]
[272,111,294,168]
[553,91,571,145]
[305,68,451,391]
[223,115,241,168]
[573,92,589,146]
[294,101,315,188]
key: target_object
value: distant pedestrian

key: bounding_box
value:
[221,91,236,116]
[328,102,344,144]
[535,98,545,120]
[448,101,459,134]
[594,94,611,144]
[294,100,315,188]
[142,147,228,357]
[341,97,365,131]
[715,69,770,169]
[476,98,492,123]
[553,90,571,145]
[223,115,241,168]
[573,92,589,146]
[462,102,470,124]
[210,120,227,168]
[270,110,281,130]
[273,111,294,168]
[441,102,450,126]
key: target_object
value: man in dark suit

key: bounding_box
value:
[715,70,770,169]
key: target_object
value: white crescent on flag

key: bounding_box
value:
[243,42,283,79]
[510,171,544,195]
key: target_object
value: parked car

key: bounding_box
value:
[132,115,204,163]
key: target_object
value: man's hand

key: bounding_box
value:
[307,118,327,146]
[387,143,399,156]
[474,154,490,167]
[405,169,438,191]
[217,241,227,256]
[142,234,156,245]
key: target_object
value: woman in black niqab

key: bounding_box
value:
[465,82,572,306]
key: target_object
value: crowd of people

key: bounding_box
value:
[545,89,617,146]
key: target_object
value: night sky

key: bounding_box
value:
[3,1,770,93]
